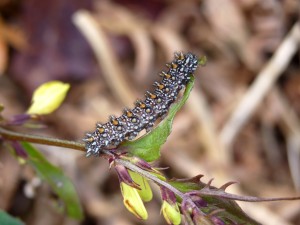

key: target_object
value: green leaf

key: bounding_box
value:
[0,211,24,225]
[21,142,83,220]
[27,81,70,115]
[121,76,195,162]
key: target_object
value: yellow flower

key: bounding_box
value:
[27,81,70,115]
[120,182,148,220]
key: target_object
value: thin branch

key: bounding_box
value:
[0,127,85,151]
[72,10,135,106]
[220,22,300,151]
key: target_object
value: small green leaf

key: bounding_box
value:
[21,142,83,219]
[121,76,195,161]
[27,81,70,115]
[0,210,24,225]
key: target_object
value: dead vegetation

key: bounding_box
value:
[0,0,299,224]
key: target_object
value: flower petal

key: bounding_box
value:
[120,182,148,220]
[27,81,70,115]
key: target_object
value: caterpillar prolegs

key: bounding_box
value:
[84,52,199,157]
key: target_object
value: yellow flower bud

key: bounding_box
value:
[120,182,148,220]
[161,201,181,225]
[27,81,70,115]
[128,170,153,202]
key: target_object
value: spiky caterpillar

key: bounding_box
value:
[84,52,199,157]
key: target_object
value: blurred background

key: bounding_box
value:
[0,0,299,224]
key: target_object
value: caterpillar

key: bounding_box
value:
[84,52,199,157]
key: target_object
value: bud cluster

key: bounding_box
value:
[111,154,228,225]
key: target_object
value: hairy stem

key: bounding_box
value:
[0,127,85,151]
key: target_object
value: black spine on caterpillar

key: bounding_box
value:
[84,52,199,157]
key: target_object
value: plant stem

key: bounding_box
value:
[0,127,85,151]
[114,156,184,197]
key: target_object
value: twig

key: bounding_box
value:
[95,2,154,82]
[220,22,300,151]
[72,10,135,106]
[0,127,85,151]
[272,88,300,190]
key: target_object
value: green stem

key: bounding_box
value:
[0,127,85,151]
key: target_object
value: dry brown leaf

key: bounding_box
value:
[0,37,8,74]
